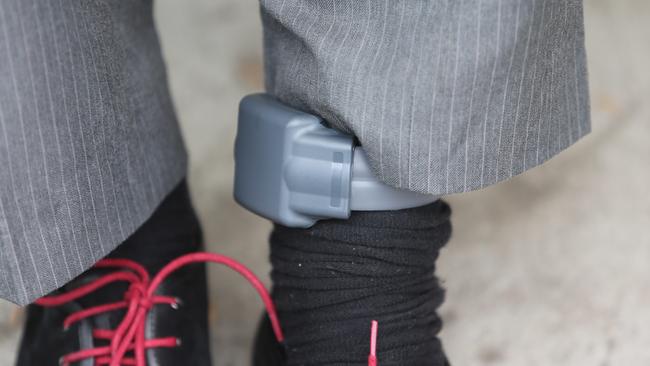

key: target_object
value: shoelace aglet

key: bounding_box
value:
[368,320,378,366]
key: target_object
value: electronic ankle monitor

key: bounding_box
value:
[234,94,438,228]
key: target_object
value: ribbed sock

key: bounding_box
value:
[255,200,452,366]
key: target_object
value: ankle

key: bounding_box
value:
[268,201,452,365]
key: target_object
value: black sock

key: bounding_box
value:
[256,200,452,366]
[108,179,203,273]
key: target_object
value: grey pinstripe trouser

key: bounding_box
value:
[0,0,590,305]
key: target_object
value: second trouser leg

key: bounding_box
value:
[259,0,591,195]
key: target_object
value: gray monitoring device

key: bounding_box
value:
[234,94,438,228]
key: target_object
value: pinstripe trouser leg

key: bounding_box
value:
[260,0,591,194]
[0,0,187,305]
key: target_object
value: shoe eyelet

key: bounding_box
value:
[171,297,183,310]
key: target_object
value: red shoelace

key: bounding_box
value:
[368,320,378,366]
[35,251,379,366]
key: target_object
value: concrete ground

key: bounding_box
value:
[1,0,648,365]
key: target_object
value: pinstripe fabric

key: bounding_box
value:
[260,0,591,194]
[0,0,590,305]
[0,0,186,305]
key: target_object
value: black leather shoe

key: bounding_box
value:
[15,181,212,366]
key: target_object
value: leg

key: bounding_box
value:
[254,1,591,364]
